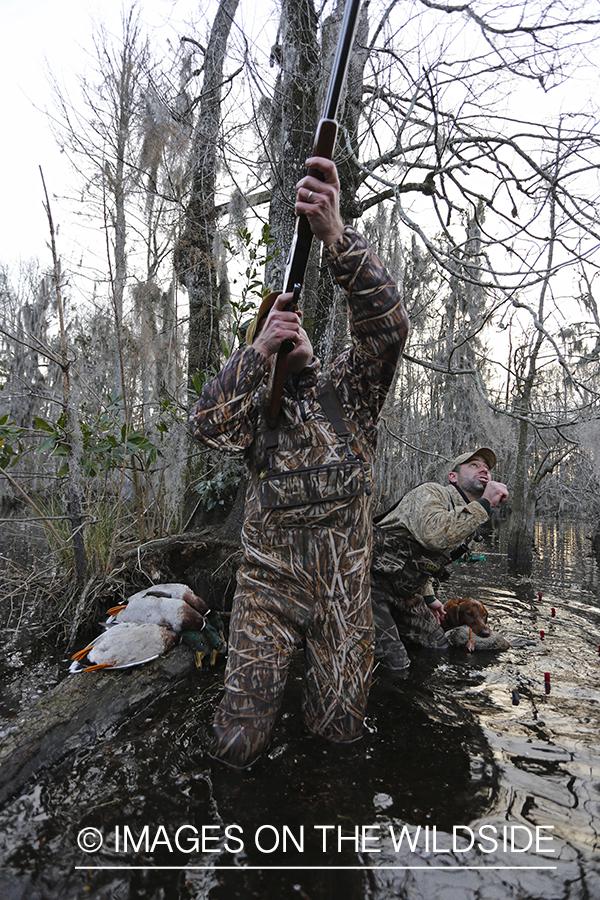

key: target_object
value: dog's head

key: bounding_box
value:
[443,597,490,637]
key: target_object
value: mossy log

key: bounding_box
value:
[0,645,197,807]
[0,533,243,807]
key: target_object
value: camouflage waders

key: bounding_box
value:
[371,588,448,672]
[212,395,375,768]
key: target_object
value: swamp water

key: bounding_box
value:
[0,521,598,900]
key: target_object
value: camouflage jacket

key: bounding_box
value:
[371,482,491,602]
[189,227,407,454]
[189,227,408,569]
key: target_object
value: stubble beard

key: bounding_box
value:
[461,475,486,499]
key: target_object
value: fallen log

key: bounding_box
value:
[0,644,198,807]
[0,531,240,808]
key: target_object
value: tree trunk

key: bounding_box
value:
[109,10,142,402]
[266,0,320,296]
[266,0,369,361]
[175,0,241,396]
[41,172,89,590]
[506,430,536,573]
[506,172,559,573]
[592,520,600,560]
[309,0,369,364]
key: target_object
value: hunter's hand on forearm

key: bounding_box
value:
[482,480,509,507]
[295,157,345,247]
[252,292,301,359]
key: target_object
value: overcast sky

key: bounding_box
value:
[0,0,201,271]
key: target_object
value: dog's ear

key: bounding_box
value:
[444,599,461,628]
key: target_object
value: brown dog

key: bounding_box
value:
[442,597,491,637]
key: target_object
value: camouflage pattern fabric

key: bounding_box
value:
[371,525,450,602]
[213,495,374,767]
[371,588,410,671]
[371,482,490,667]
[189,227,409,768]
[376,482,490,551]
[371,587,448,672]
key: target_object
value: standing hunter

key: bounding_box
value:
[189,157,409,768]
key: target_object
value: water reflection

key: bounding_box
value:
[534,520,600,599]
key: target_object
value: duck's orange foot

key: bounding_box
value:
[72,645,93,662]
[83,663,113,672]
[466,628,475,653]
[107,605,127,616]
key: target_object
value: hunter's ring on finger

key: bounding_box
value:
[307,190,313,202]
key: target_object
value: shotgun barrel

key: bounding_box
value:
[266,0,362,427]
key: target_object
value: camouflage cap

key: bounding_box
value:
[451,447,496,471]
[245,290,280,345]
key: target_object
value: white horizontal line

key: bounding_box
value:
[75,865,558,871]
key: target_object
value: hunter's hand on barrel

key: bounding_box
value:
[296,157,345,247]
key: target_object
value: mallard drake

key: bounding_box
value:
[181,616,227,667]
[106,595,206,632]
[106,583,226,665]
[71,582,227,673]
[70,622,178,672]
[108,583,209,616]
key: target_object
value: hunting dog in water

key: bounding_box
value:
[442,597,491,637]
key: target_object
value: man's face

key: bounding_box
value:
[449,455,490,498]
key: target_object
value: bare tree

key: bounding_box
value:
[352,0,600,297]
[4,0,598,564]
[49,6,157,407]
[174,0,241,393]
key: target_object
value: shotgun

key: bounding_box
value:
[266,0,362,427]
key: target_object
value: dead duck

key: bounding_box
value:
[70,622,178,672]
[108,583,209,618]
[180,624,227,667]
[444,625,511,651]
[106,583,226,662]
[106,594,207,632]
[71,582,227,672]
